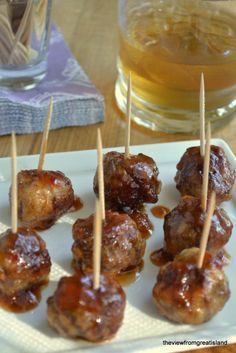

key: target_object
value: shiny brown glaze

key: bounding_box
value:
[0,228,51,312]
[150,246,229,268]
[17,169,75,230]
[68,196,83,213]
[175,145,236,204]
[0,280,48,312]
[164,196,233,257]
[151,205,170,219]
[72,210,146,275]
[93,151,161,210]
[174,248,216,267]
[128,209,153,238]
[150,248,173,267]
[153,248,230,324]
[47,273,126,342]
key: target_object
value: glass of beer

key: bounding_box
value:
[115,0,236,133]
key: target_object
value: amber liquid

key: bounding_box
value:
[119,1,236,114]
[151,205,170,219]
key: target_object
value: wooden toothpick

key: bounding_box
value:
[200,73,205,157]
[201,121,211,211]
[8,0,33,65]
[38,98,53,171]
[97,129,105,220]
[11,132,17,233]
[197,192,216,269]
[124,72,132,158]
[93,198,102,290]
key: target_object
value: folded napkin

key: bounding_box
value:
[0,25,104,135]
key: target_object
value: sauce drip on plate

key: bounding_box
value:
[151,205,170,219]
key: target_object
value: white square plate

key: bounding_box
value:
[0,139,235,353]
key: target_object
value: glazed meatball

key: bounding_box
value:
[0,227,51,312]
[93,151,161,210]
[175,145,235,204]
[72,210,146,274]
[47,273,126,342]
[17,169,74,230]
[153,248,230,324]
[164,196,233,257]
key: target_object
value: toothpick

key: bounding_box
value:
[38,98,53,171]
[8,0,33,65]
[197,192,216,269]
[11,132,17,233]
[93,199,102,290]
[124,72,132,158]
[97,129,105,220]
[200,73,205,157]
[201,122,211,211]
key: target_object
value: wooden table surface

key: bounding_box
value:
[0,1,235,353]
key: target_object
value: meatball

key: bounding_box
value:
[164,196,233,257]
[175,145,235,204]
[47,273,126,342]
[93,151,161,210]
[72,210,146,274]
[0,227,51,312]
[153,248,230,324]
[17,169,74,230]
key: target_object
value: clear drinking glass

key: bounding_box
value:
[115,0,236,133]
[0,0,52,89]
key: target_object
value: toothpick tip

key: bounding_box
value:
[97,127,101,139]
[38,97,53,171]
[199,71,205,158]
[125,72,132,158]
[11,131,17,234]
[97,128,105,220]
